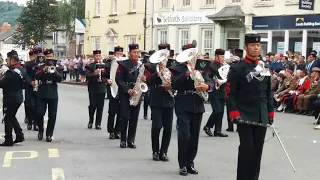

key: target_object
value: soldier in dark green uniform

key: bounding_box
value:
[203,49,228,137]
[35,48,63,142]
[146,43,174,162]
[107,46,123,139]
[169,43,212,176]
[0,50,28,146]
[226,33,274,180]
[24,50,39,131]
[85,50,110,130]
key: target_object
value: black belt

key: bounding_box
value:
[153,84,163,88]
[177,90,197,95]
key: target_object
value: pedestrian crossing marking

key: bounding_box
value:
[2,151,38,168]
[52,168,65,180]
[48,149,60,158]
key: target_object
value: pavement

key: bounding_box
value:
[0,83,319,180]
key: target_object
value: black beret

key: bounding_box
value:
[43,48,54,55]
[33,48,39,54]
[215,48,225,55]
[129,43,139,51]
[108,51,114,55]
[93,50,101,54]
[182,43,196,51]
[38,48,43,53]
[245,33,261,44]
[114,46,123,52]
[158,43,170,50]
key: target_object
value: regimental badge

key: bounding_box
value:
[256,37,259,41]
[200,62,206,68]
[49,61,54,66]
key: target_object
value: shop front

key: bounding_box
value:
[252,14,320,57]
[153,10,216,55]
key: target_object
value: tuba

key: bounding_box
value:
[109,56,127,98]
[129,61,148,106]
[176,48,209,101]
[214,51,234,89]
[149,49,174,97]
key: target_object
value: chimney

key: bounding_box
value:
[1,22,11,32]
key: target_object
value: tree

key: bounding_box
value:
[57,0,85,41]
[13,0,60,47]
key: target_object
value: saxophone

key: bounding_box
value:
[129,63,148,106]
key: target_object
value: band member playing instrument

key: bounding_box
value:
[107,46,123,139]
[143,51,152,120]
[85,50,110,130]
[225,33,274,180]
[35,48,63,142]
[146,43,174,161]
[24,50,39,131]
[0,50,28,146]
[116,43,146,149]
[170,43,211,176]
[203,49,228,137]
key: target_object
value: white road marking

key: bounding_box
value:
[48,149,60,158]
[52,168,65,180]
[2,151,38,168]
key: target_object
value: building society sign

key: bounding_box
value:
[299,0,314,10]
[154,11,214,25]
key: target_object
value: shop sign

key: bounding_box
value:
[299,0,314,10]
[107,19,119,24]
[252,14,320,30]
[154,11,214,25]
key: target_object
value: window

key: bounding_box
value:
[205,0,214,5]
[179,29,189,49]
[107,36,118,52]
[112,0,117,14]
[95,0,100,16]
[126,36,137,47]
[130,0,136,12]
[183,0,190,6]
[91,36,101,50]
[201,29,213,54]
[161,0,168,8]
[232,0,241,3]
[157,29,168,44]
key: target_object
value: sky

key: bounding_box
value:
[1,0,27,6]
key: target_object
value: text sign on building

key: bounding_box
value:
[252,14,320,30]
[154,11,214,25]
[299,0,314,10]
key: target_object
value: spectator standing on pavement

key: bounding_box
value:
[80,54,86,82]
[69,57,75,81]
[60,56,69,81]
[73,55,81,82]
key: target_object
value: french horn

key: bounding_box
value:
[176,48,209,101]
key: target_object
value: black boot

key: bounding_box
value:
[0,140,14,146]
[203,127,213,136]
[88,106,94,129]
[153,152,160,161]
[14,134,25,144]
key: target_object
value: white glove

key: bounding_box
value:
[217,79,227,85]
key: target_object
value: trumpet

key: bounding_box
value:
[47,66,56,74]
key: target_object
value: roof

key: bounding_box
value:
[0,29,15,41]
[206,5,244,21]
[105,28,118,36]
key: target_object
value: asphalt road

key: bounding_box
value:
[0,83,319,180]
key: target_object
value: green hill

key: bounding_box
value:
[0,1,22,26]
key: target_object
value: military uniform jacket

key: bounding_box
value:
[305,77,320,95]
[277,76,297,94]
[24,61,37,104]
[0,65,28,105]
[169,63,213,113]
[116,59,142,119]
[208,61,226,99]
[226,58,274,126]
[85,62,108,94]
[35,64,63,99]
[145,63,174,108]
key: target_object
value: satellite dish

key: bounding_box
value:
[191,40,197,48]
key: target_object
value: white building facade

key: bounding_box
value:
[152,0,320,57]
[152,0,217,55]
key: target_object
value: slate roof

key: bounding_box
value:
[0,29,15,41]
[207,5,244,20]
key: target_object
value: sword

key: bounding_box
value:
[234,119,296,172]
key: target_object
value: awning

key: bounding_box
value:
[206,5,244,21]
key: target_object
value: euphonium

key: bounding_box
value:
[149,49,174,97]
[129,62,148,106]
[176,48,209,101]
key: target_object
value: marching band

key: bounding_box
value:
[0,33,299,178]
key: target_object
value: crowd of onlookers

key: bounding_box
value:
[265,50,320,125]
[58,55,90,83]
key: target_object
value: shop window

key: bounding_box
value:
[289,31,302,59]
[272,31,285,54]
[157,29,168,44]
[201,29,213,55]
[307,30,320,55]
